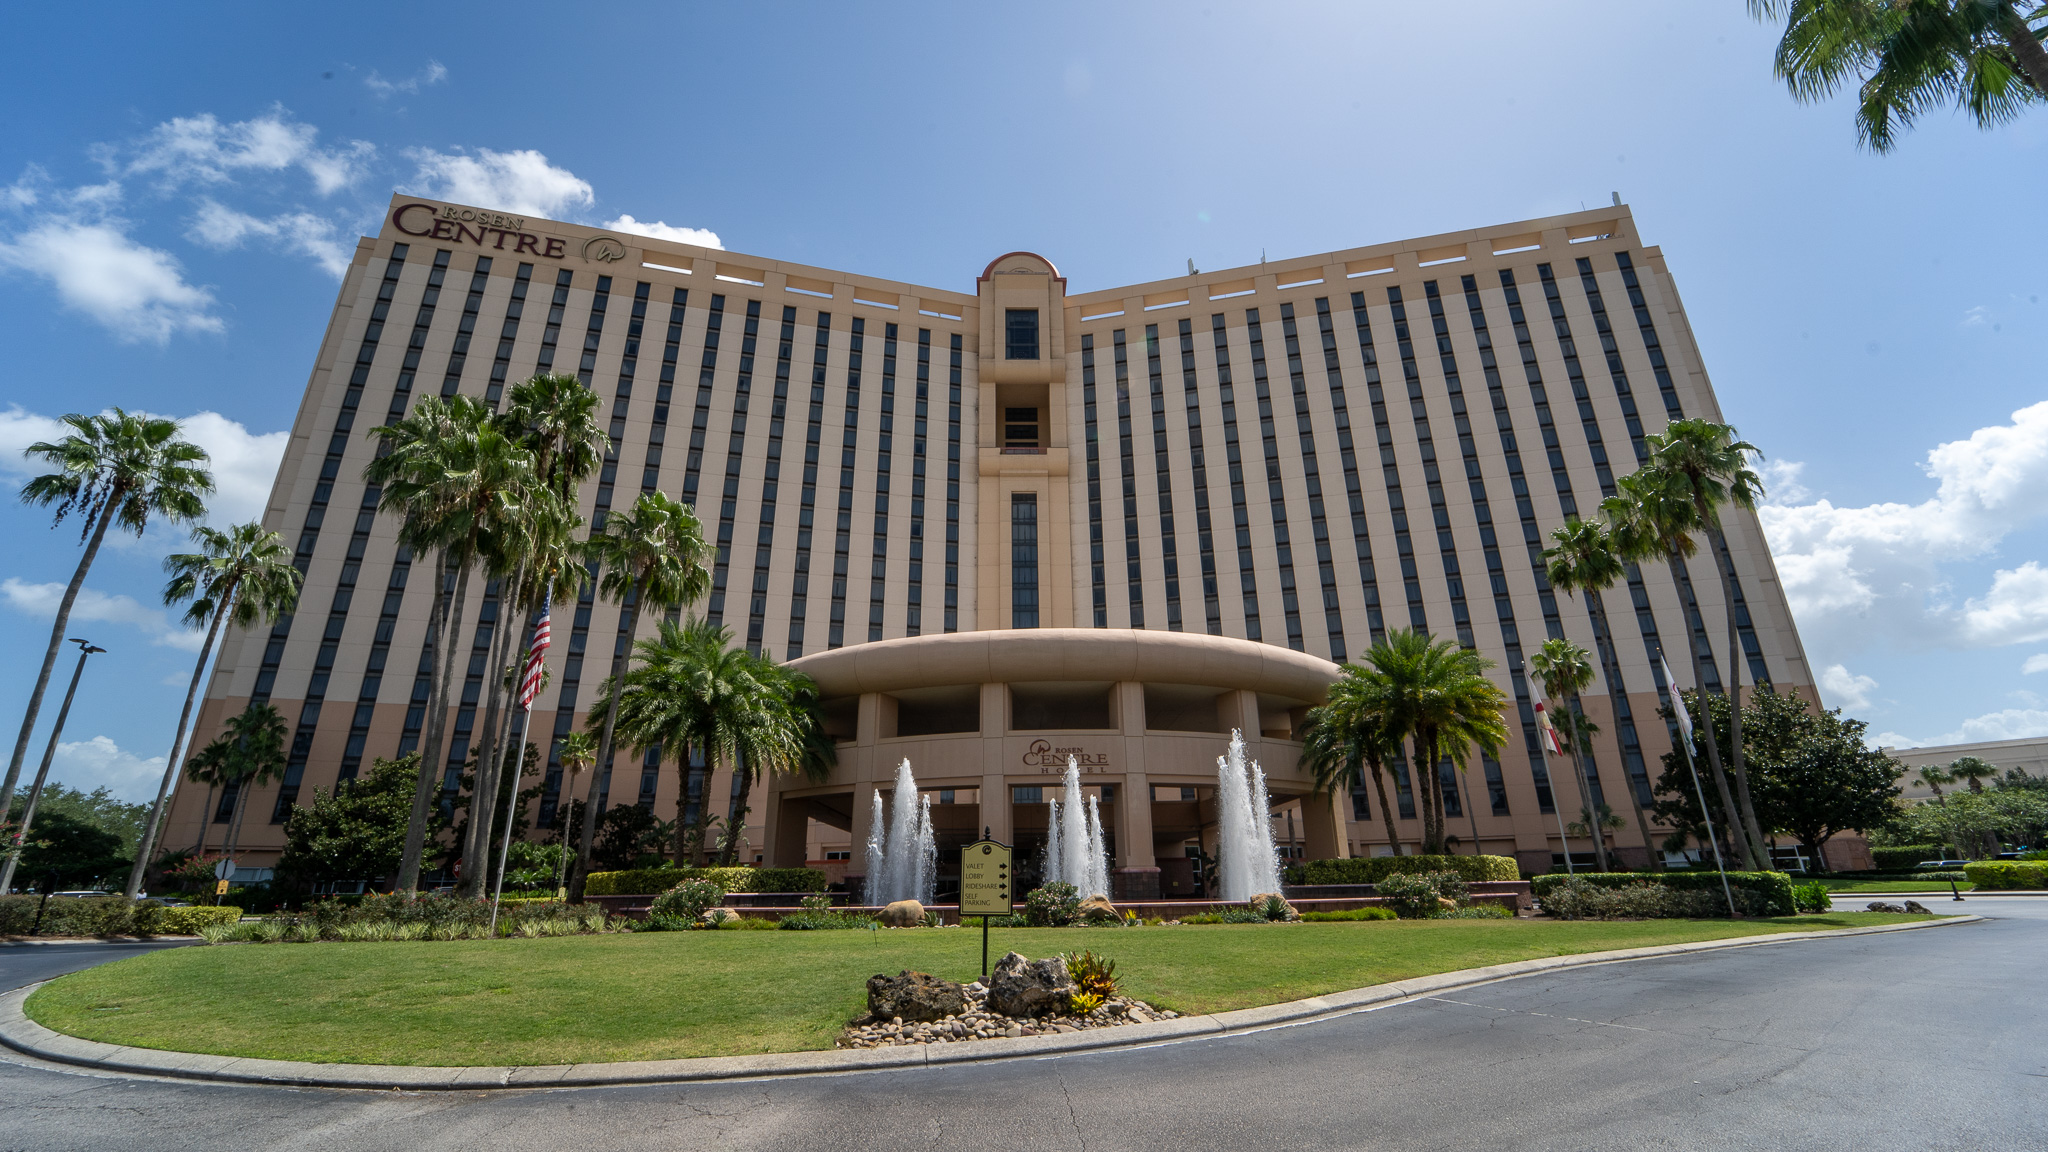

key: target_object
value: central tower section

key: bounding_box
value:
[975,252,1073,630]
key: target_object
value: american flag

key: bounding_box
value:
[517,594,551,711]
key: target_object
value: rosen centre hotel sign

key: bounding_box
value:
[163,196,1816,896]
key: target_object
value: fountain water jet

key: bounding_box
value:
[866,759,937,905]
[1214,729,1282,901]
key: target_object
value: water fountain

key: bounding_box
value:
[865,759,937,905]
[1043,756,1111,898]
[1214,729,1282,901]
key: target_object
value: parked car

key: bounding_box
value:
[1914,860,1972,869]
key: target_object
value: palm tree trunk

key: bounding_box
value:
[721,755,753,866]
[193,782,215,855]
[673,746,694,864]
[2002,10,2048,98]
[126,590,234,898]
[461,573,523,895]
[396,547,456,892]
[1708,527,1771,870]
[1,502,118,822]
[1563,700,1610,871]
[1668,553,1758,871]
[1369,759,1403,856]
[1413,733,1441,854]
[222,775,250,874]
[1584,590,1662,871]
[571,585,646,901]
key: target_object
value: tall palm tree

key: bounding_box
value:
[1544,518,1661,869]
[197,704,289,876]
[1300,664,1407,856]
[124,523,302,898]
[1916,764,1952,803]
[1751,1,2048,152]
[1642,420,1771,869]
[1528,638,1612,872]
[1947,755,1999,793]
[1603,467,1764,872]
[1370,630,1511,854]
[6,410,212,833]
[571,492,712,899]
[367,395,542,892]
[720,656,836,865]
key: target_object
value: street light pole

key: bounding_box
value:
[0,640,106,893]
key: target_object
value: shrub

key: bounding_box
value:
[1252,893,1297,922]
[1216,906,1272,923]
[1791,880,1833,914]
[1024,882,1081,927]
[582,866,825,896]
[1300,907,1398,922]
[646,878,727,929]
[778,908,877,930]
[1912,871,1970,882]
[1870,845,1948,872]
[0,896,239,937]
[1070,991,1104,1015]
[1964,861,2048,890]
[1178,912,1223,924]
[1433,902,1512,919]
[1531,870,1796,917]
[1064,950,1120,997]
[1376,871,1470,918]
[194,893,609,942]
[154,905,242,934]
[1285,854,1520,886]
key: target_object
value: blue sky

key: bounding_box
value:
[2,2,2045,801]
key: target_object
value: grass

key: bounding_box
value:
[24,912,1935,1067]
[1817,879,1974,893]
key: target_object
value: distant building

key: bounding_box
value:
[1888,737,2048,803]
[162,198,1819,890]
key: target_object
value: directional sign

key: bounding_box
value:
[959,839,1014,916]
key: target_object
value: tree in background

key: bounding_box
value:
[20,784,148,860]
[1529,638,1613,872]
[1901,789,2048,859]
[1916,764,1953,802]
[274,754,446,895]
[188,704,288,873]
[1751,1,2048,152]
[0,805,128,891]
[126,522,301,898]
[1947,756,2000,793]
[5,411,212,847]
[1300,663,1408,856]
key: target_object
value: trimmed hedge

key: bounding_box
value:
[583,866,826,897]
[1964,861,2048,890]
[0,897,243,936]
[1531,870,1797,917]
[1871,845,1950,872]
[1285,854,1520,886]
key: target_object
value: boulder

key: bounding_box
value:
[1247,892,1301,921]
[1903,900,1932,914]
[865,970,967,1023]
[1077,895,1120,923]
[880,899,926,927]
[988,950,1076,1017]
[1866,901,1907,914]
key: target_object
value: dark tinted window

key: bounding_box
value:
[1005,309,1039,360]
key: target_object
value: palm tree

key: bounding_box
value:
[1529,638,1612,872]
[6,410,212,834]
[720,655,836,865]
[124,522,302,898]
[571,492,712,899]
[1750,1,2048,152]
[1300,665,1407,856]
[1947,756,1999,793]
[1916,764,1952,803]
[1603,466,1764,871]
[551,730,597,893]
[197,704,289,877]
[366,395,542,892]
[1544,518,1662,870]
[1370,630,1510,854]
[1642,420,1771,869]
[1567,803,1629,851]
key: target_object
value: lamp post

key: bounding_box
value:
[0,639,106,893]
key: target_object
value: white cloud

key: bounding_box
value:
[365,60,448,98]
[0,405,283,526]
[1876,707,2048,750]
[1758,400,2048,651]
[1819,663,1879,711]
[2023,654,2048,675]
[186,199,351,277]
[602,213,722,250]
[1962,305,1992,329]
[102,108,374,196]
[0,217,221,342]
[1757,458,1810,505]
[0,578,204,652]
[49,735,168,804]
[406,147,593,218]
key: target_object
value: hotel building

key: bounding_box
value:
[161,196,1817,894]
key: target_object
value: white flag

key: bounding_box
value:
[1660,656,1693,742]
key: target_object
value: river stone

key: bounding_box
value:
[879,899,926,927]
[865,970,967,1023]
[988,950,1076,1017]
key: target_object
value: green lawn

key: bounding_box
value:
[1819,879,1974,893]
[25,913,1933,1067]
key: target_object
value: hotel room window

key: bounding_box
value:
[1005,309,1039,359]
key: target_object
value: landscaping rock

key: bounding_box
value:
[1903,900,1932,914]
[1866,901,1907,913]
[865,970,968,1023]
[987,950,1076,1017]
[1077,895,1120,923]
[1246,892,1301,921]
[834,978,1178,1050]
[879,899,926,927]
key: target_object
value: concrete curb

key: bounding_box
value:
[0,915,1981,1091]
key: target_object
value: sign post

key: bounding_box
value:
[959,829,1013,980]
[214,857,234,904]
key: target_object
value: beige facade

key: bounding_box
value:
[162,196,1816,889]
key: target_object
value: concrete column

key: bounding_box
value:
[1298,788,1350,861]
[981,773,1013,846]
[765,795,809,868]
[1225,689,1260,737]
[846,780,878,902]
[1116,680,1145,736]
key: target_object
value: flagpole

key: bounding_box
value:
[490,596,550,938]
[488,701,534,936]
[1661,650,1737,918]
[1531,686,1576,875]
